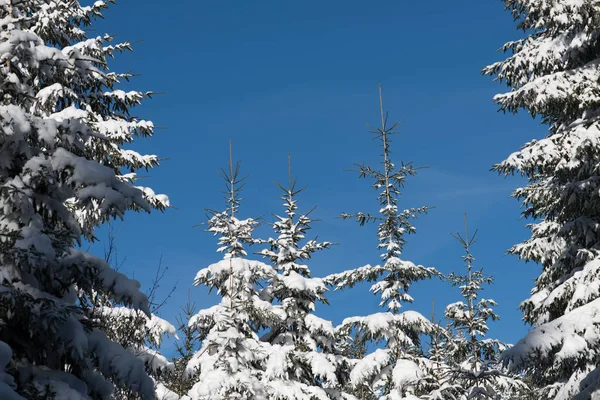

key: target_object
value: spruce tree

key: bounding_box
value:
[257,155,348,399]
[165,293,199,400]
[325,85,438,399]
[92,230,179,400]
[415,303,458,400]
[428,218,526,400]
[484,1,600,398]
[339,329,377,400]
[185,146,282,400]
[0,0,166,398]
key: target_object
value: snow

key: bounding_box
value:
[264,344,292,379]
[278,271,326,293]
[350,349,390,386]
[392,360,422,392]
[0,341,23,400]
[304,314,335,336]
[341,311,431,346]
[89,329,155,398]
[15,216,56,258]
[156,383,180,400]
[134,347,174,373]
[304,352,338,384]
[147,314,179,343]
[342,313,394,338]
[64,250,150,313]
[503,297,600,370]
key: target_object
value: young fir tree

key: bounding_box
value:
[257,155,349,399]
[165,292,199,400]
[185,146,282,400]
[483,1,600,398]
[337,328,378,400]
[325,85,438,399]
[0,0,167,398]
[425,218,526,400]
[414,301,458,400]
[91,229,179,400]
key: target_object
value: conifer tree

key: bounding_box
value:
[257,155,348,399]
[426,218,526,400]
[92,229,179,400]
[165,293,199,400]
[339,330,377,400]
[414,302,458,400]
[0,0,166,398]
[185,145,282,400]
[484,1,600,398]
[325,85,438,399]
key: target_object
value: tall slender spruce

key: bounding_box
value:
[438,218,526,399]
[326,85,438,399]
[185,144,281,400]
[165,291,199,399]
[416,301,457,399]
[258,155,348,399]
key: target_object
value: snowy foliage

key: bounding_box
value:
[94,305,177,373]
[0,340,23,400]
[85,231,180,400]
[258,165,350,399]
[160,298,199,400]
[337,312,434,399]
[207,211,258,259]
[415,324,461,400]
[0,0,167,398]
[484,0,600,397]
[421,225,527,400]
[187,303,269,400]
[205,149,258,259]
[191,258,283,335]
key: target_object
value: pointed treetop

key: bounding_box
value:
[204,142,258,259]
[260,153,331,276]
[451,213,479,273]
[220,140,247,218]
[340,84,430,261]
[273,152,307,222]
[446,215,498,362]
[441,216,527,398]
[447,214,493,305]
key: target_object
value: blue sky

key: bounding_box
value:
[88,0,547,354]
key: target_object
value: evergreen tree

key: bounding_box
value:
[339,329,377,400]
[426,218,526,400]
[257,156,349,399]
[325,85,438,399]
[165,293,199,400]
[414,303,458,400]
[91,229,179,400]
[185,146,282,400]
[484,1,600,398]
[0,0,166,398]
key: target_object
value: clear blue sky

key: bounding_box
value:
[88,0,546,354]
